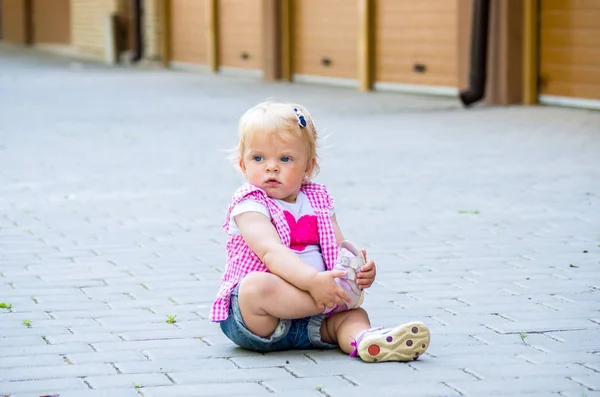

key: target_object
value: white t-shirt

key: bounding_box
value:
[228,191,335,272]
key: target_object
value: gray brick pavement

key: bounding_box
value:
[1,44,599,396]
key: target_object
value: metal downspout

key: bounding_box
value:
[131,0,143,62]
[459,0,491,107]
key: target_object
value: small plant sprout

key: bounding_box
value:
[0,302,13,310]
[22,320,32,328]
[519,333,528,344]
[166,315,177,324]
[316,385,323,391]
[133,383,142,389]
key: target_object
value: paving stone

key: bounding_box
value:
[90,338,204,353]
[230,353,316,368]
[13,389,141,397]
[113,358,236,373]
[344,368,477,385]
[559,391,600,397]
[69,322,175,334]
[464,363,593,380]
[423,353,527,367]
[45,333,122,345]
[0,354,65,369]
[49,309,157,320]
[168,367,293,385]
[1,319,100,329]
[141,383,271,397]
[0,378,87,395]
[286,360,408,377]
[115,328,201,341]
[517,352,599,365]
[324,383,461,397]
[0,312,52,322]
[570,375,600,391]
[0,363,116,382]
[262,375,354,392]
[0,335,46,348]
[447,377,584,396]
[85,372,172,389]
[31,294,100,304]
[482,318,598,334]
[0,343,94,358]
[65,351,147,364]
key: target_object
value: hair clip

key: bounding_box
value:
[294,108,307,128]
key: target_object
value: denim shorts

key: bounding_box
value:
[219,285,338,352]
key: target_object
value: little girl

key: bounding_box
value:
[210,101,430,362]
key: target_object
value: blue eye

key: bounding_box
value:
[280,156,291,163]
[253,155,263,162]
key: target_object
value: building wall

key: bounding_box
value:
[32,0,70,44]
[144,0,162,60]
[71,0,118,57]
[6,0,594,108]
[1,0,27,44]
[292,0,358,81]
[539,0,600,101]
[219,0,263,71]
[374,0,459,89]
[169,0,209,65]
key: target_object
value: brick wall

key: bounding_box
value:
[71,0,162,61]
[144,0,162,60]
[71,0,118,58]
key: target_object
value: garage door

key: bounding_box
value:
[375,0,458,94]
[539,0,600,107]
[32,0,70,44]
[1,0,26,44]
[292,0,358,85]
[170,0,208,66]
[218,0,262,74]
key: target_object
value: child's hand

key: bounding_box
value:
[356,249,377,289]
[308,270,350,311]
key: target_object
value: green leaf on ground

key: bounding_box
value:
[166,315,177,324]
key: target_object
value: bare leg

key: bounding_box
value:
[237,272,323,338]
[320,308,371,354]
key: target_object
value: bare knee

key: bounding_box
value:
[238,272,282,304]
[237,272,282,337]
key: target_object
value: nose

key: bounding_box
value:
[266,160,279,172]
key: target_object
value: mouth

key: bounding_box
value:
[264,178,280,186]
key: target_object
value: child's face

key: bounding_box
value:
[240,133,314,203]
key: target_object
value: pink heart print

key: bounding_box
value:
[283,210,319,251]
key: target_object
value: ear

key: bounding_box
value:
[305,157,317,177]
[239,158,247,173]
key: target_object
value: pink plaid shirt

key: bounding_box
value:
[209,182,338,322]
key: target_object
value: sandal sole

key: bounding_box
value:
[358,321,430,362]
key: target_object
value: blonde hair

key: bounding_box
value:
[233,101,320,178]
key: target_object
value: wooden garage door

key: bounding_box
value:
[32,0,70,44]
[539,0,600,102]
[375,0,458,91]
[1,0,26,44]
[292,0,358,83]
[170,0,208,65]
[218,0,262,72]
